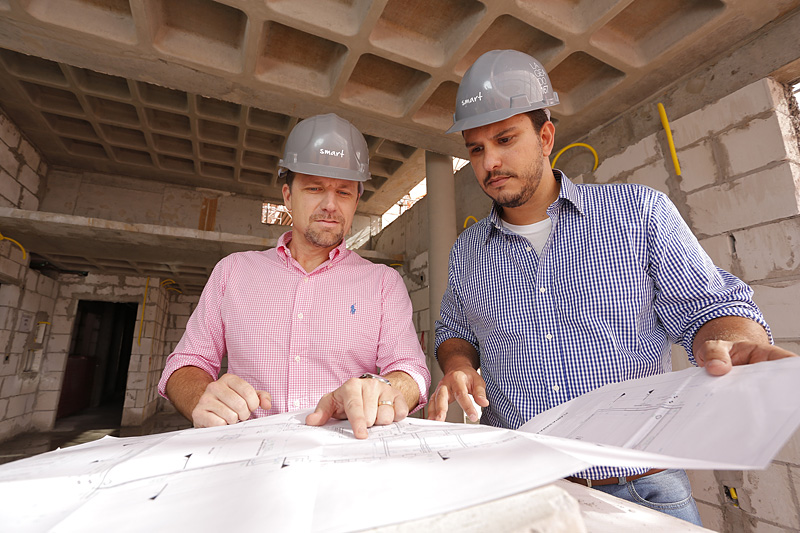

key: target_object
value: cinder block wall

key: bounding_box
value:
[40,169,289,239]
[39,169,378,242]
[53,274,171,427]
[563,78,800,532]
[165,294,199,356]
[0,112,45,211]
[0,109,59,442]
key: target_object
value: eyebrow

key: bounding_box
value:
[464,126,518,148]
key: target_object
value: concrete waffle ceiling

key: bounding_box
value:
[0,0,798,293]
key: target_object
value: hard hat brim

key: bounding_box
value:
[278,160,371,182]
[446,105,553,134]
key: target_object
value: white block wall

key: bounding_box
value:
[52,274,173,427]
[0,109,58,442]
[586,77,800,532]
[0,112,46,211]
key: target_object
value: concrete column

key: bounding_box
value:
[425,150,464,423]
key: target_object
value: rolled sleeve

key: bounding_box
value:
[647,192,770,363]
[157,259,229,399]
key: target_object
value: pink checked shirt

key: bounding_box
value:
[158,231,430,417]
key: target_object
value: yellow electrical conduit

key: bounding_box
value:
[463,216,478,228]
[161,278,183,294]
[550,142,599,171]
[0,231,26,260]
[657,103,682,176]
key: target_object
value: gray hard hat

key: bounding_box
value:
[278,113,371,184]
[447,50,559,134]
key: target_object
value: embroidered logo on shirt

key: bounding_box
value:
[350,304,356,315]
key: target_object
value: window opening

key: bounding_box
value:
[261,202,292,225]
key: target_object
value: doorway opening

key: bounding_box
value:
[56,301,138,425]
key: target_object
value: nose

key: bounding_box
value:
[320,189,338,211]
[482,145,502,173]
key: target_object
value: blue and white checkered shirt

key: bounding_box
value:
[435,171,769,480]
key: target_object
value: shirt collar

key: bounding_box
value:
[276,230,348,269]
[485,170,585,243]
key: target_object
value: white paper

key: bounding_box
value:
[3,359,799,531]
[0,412,591,533]
[519,357,800,469]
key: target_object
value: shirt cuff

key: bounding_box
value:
[157,355,219,399]
[681,306,772,363]
[434,329,480,362]
[381,366,430,412]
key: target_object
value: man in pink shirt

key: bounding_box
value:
[158,114,430,439]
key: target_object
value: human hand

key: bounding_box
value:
[191,373,272,428]
[305,377,407,439]
[427,366,488,422]
[695,340,798,376]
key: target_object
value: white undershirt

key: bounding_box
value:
[501,217,552,256]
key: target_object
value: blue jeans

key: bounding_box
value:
[591,469,702,526]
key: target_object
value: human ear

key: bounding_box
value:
[282,183,292,212]
[539,121,556,157]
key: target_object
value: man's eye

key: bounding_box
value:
[498,137,511,144]
[469,146,483,154]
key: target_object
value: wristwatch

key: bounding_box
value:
[359,373,392,386]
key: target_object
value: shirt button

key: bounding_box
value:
[526,246,532,252]
[545,333,553,340]
[294,356,300,362]
[297,312,303,319]
[539,287,547,293]
[552,385,560,392]
[304,277,309,283]
[293,400,300,407]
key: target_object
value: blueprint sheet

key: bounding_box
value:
[0,412,591,533]
[2,359,800,532]
[520,357,800,470]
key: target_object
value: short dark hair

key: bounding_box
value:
[524,109,549,133]
[283,170,295,190]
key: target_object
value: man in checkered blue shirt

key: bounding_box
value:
[428,50,797,525]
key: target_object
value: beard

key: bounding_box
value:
[484,153,544,209]
[304,214,346,248]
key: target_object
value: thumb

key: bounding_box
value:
[473,381,490,407]
[305,393,336,426]
[699,339,733,376]
[257,390,272,410]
